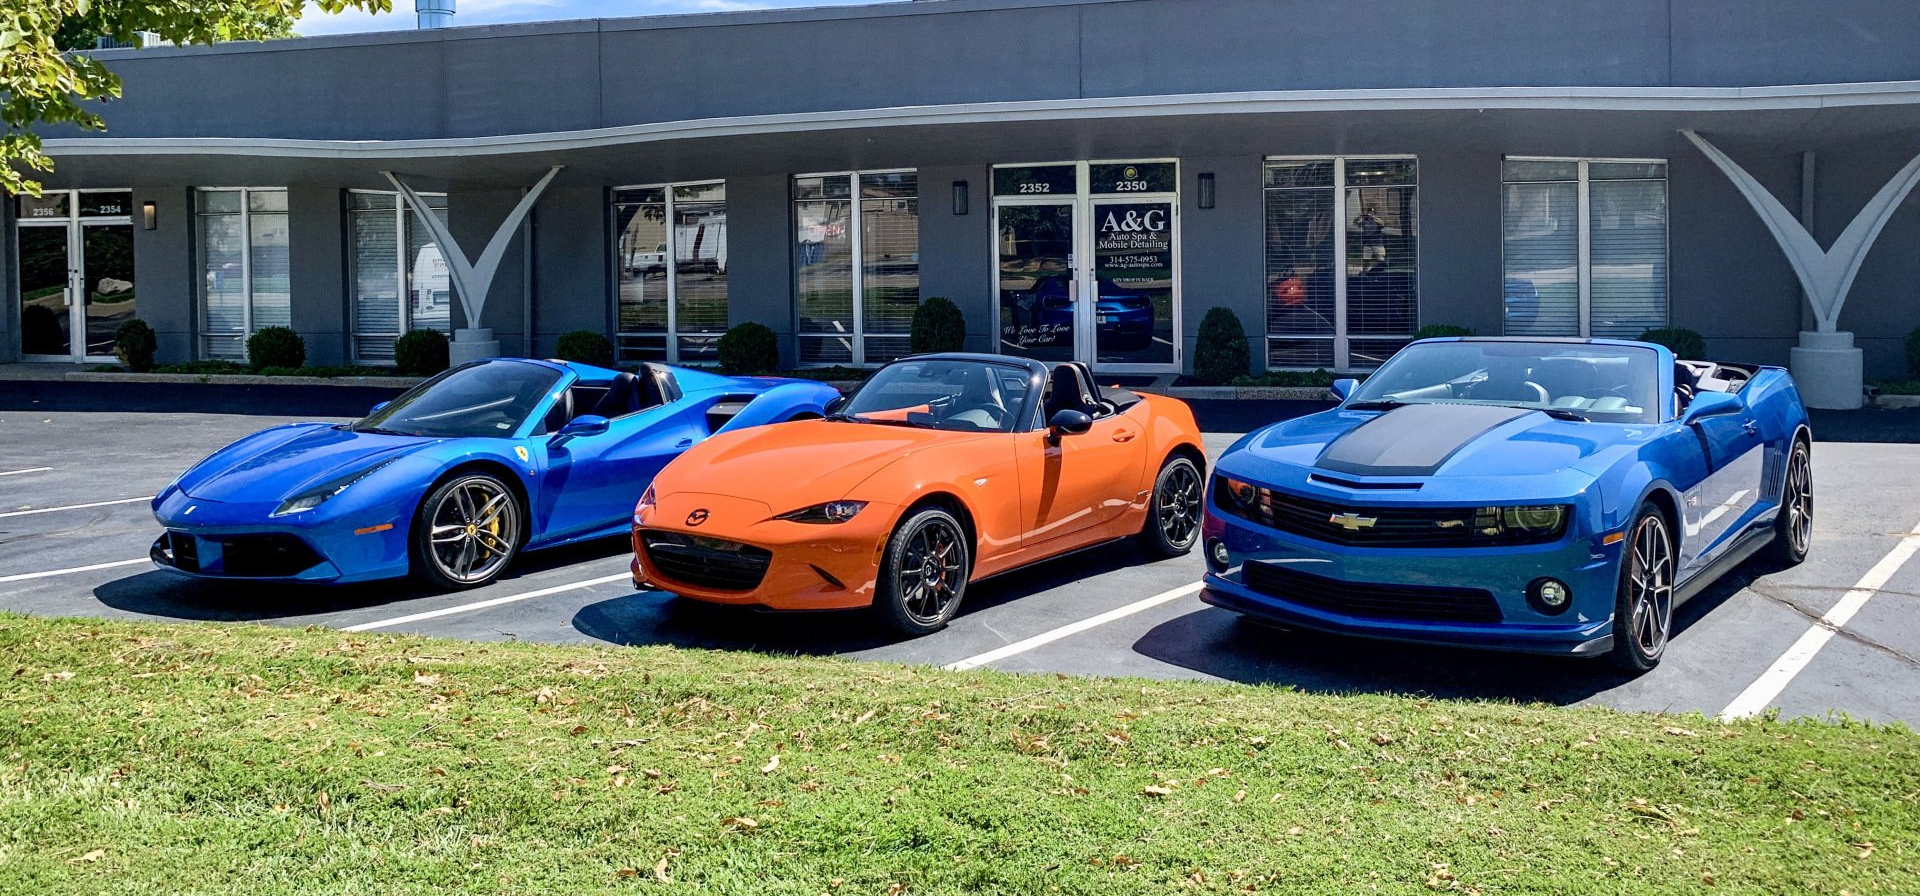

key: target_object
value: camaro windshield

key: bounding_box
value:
[1347,341,1662,423]
[354,361,563,438]
[838,359,1034,433]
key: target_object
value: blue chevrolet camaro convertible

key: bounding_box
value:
[1202,337,1813,673]
[151,358,839,589]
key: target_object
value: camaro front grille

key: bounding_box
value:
[1241,561,1503,624]
[642,531,773,592]
[1213,478,1565,548]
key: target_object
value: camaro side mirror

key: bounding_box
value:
[1329,378,1359,403]
[824,395,848,416]
[1681,390,1743,425]
[1047,409,1094,442]
[550,414,610,447]
[368,400,389,416]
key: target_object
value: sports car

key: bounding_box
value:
[1201,337,1812,672]
[150,358,839,588]
[1007,275,1156,352]
[630,353,1207,634]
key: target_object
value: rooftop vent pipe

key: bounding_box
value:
[417,0,454,29]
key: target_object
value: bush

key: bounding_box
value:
[909,296,967,355]
[1231,368,1346,388]
[1637,327,1706,359]
[1906,327,1920,379]
[246,326,305,370]
[717,322,781,375]
[20,305,62,355]
[394,328,451,376]
[154,360,249,376]
[1191,307,1251,385]
[1413,324,1475,340]
[114,319,158,372]
[555,330,615,368]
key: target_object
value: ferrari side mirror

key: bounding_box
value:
[368,400,389,416]
[550,414,610,447]
[1329,378,1359,402]
[1047,409,1094,442]
[1680,390,1743,425]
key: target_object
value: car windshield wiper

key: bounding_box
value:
[1343,399,1406,411]
[845,416,936,429]
[1535,407,1589,422]
[353,425,415,436]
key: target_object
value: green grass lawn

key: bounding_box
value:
[2,614,1914,895]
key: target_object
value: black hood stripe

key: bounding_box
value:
[1315,404,1533,477]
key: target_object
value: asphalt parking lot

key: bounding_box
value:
[4,379,1918,726]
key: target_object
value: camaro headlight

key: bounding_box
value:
[774,500,868,524]
[1473,505,1569,538]
[1220,476,1259,508]
[270,458,397,518]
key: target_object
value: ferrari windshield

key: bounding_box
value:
[838,359,1034,433]
[1347,341,1662,424]
[355,360,563,438]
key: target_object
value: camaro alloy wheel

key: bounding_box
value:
[1771,440,1813,565]
[1610,505,1676,673]
[1142,456,1203,557]
[415,474,522,589]
[877,507,971,635]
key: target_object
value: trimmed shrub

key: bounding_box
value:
[555,330,615,368]
[909,296,967,354]
[717,322,781,375]
[154,360,249,376]
[1232,368,1344,388]
[1191,307,1251,385]
[1637,327,1707,360]
[1413,324,1475,340]
[114,319,158,372]
[1906,327,1920,379]
[246,326,306,370]
[394,328,451,376]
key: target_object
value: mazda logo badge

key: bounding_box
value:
[685,509,710,527]
[1328,512,1378,531]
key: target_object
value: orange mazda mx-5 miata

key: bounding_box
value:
[629,353,1207,634]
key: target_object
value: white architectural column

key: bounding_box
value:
[382,166,562,364]
[1683,131,1920,409]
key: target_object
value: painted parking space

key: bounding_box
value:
[2,396,1918,726]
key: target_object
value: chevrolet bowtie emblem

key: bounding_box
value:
[1328,512,1378,531]
[685,509,710,527]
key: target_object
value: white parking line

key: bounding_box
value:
[1720,519,1920,720]
[944,581,1204,671]
[0,467,53,478]
[341,572,633,633]
[0,496,155,519]
[0,558,150,584]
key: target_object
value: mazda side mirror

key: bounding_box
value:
[1047,409,1093,442]
[1329,378,1359,402]
[1680,390,1743,425]
[368,400,389,416]
[550,414,610,447]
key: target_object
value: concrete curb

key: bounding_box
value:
[1870,393,1920,409]
[62,371,425,388]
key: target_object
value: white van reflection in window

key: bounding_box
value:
[410,245,452,329]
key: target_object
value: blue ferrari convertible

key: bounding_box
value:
[1202,337,1812,672]
[151,359,839,588]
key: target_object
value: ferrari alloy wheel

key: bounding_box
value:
[876,507,971,636]
[1609,504,1675,673]
[413,474,522,589]
[1769,439,1813,566]
[1140,456,1203,557]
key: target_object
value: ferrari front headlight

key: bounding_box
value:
[774,501,868,524]
[270,458,398,518]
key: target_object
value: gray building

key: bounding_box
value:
[10,0,1920,405]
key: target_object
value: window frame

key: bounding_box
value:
[610,179,728,365]
[1500,156,1670,338]
[347,189,449,364]
[193,186,288,360]
[792,168,919,368]
[1262,154,1420,371]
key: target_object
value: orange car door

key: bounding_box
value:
[1016,411,1147,552]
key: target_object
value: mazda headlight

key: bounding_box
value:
[774,501,868,524]
[634,484,657,524]
[271,458,398,517]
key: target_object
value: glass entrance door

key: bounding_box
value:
[17,225,72,357]
[14,190,136,361]
[995,201,1077,361]
[1089,198,1175,366]
[81,224,137,358]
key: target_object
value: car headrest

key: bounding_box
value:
[1045,364,1091,417]
[591,372,645,419]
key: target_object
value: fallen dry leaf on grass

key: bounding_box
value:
[68,849,105,864]
[654,856,672,883]
[762,755,780,773]
[1143,784,1173,797]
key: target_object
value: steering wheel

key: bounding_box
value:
[1463,379,1551,404]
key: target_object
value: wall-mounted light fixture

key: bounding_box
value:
[952,180,969,216]
[1197,172,1216,210]
[142,200,157,230]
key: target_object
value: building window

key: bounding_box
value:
[794,171,919,366]
[1263,158,1418,370]
[349,191,450,363]
[1502,158,1668,338]
[196,188,289,360]
[612,181,728,364]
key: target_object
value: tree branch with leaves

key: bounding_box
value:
[1,0,391,196]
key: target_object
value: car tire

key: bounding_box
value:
[411,472,523,591]
[1138,455,1204,558]
[1766,438,1812,566]
[1608,502,1676,674]
[874,506,971,636]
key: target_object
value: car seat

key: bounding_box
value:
[591,372,646,419]
[1044,364,1097,419]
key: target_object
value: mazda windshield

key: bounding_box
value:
[835,359,1035,433]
